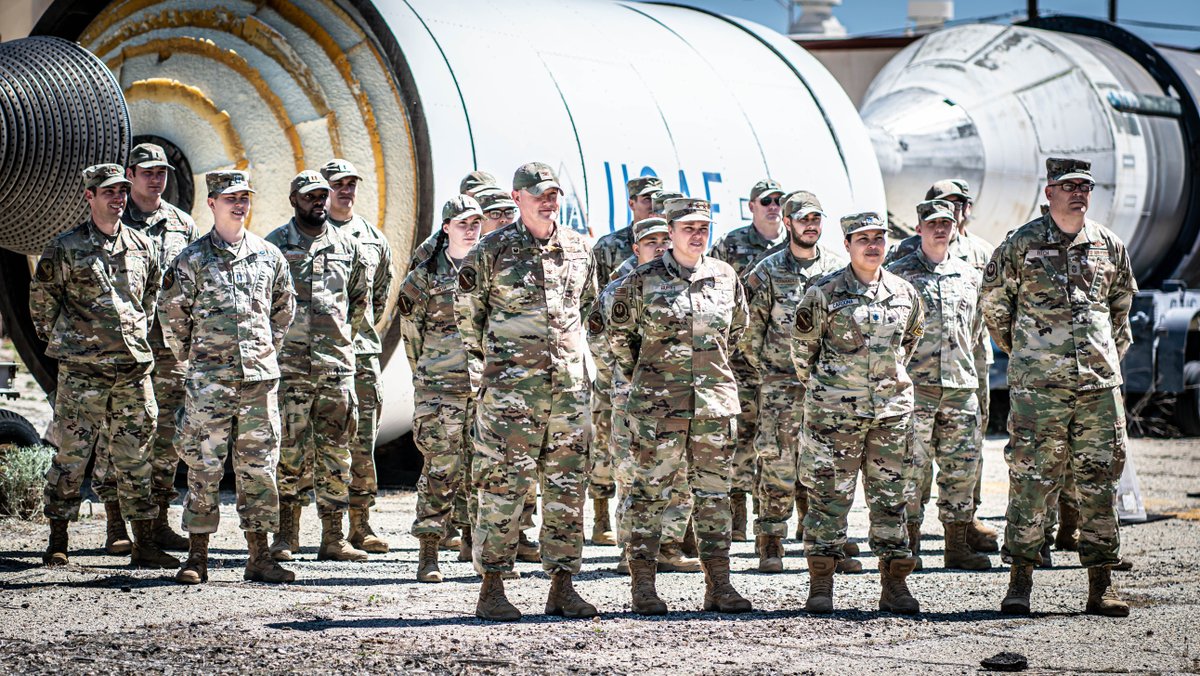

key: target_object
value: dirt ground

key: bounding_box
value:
[1,343,1198,674]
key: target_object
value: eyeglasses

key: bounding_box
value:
[485,208,516,219]
[1053,182,1095,193]
[759,196,781,206]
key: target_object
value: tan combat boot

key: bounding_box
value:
[1055,499,1080,551]
[907,522,924,571]
[43,519,69,566]
[591,497,616,545]
[104,501,132,556]
[458,528,473,562]
[879,557,920,615]
[318,512,369,562]
[843,540,860,557]
[836,545,863,574]
[517,531,540,563]
[245,531,295,583]
[130,519,181,569]
[348,507,389,553]
[681,520,699,558]
[546,570,598,618]
[175,533,209,584]
[630,558,668,615]
[730,493,748,542]
[944,521,991,570]
[1000,564,1033,615]
[701,557,752,613]
[151,496,189,551]
[756,535,784,573]
[417,533,443,583]
[615,545,630,575]
[1085,566,1130,617]
[967,518,1000,553]
[805,555,837,613]
[440,525,462,551]
[270,503,301,561]
[658,543,701,572]
[476,571,521,621]
[1038,539,1053,568]
[795,491,808,541]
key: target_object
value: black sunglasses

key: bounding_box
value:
[759,195,781,206]
[1053,182,1095,193]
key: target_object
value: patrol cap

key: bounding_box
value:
[460,170,498,195]
[1047,157,1093,183]
[320,158,362,183]
[128,143,173,170]
[633,217,669,241]
[664,197,712,223]
[475,188,517,212]
[290,170,330,195]
[784,191,824,219]
[442,194,483,222]
[841,211,887,236]
[512,162,561,196]
[924,178,971,202]
[626,175,664,198]
[749,178,784,202]
[653,191,684,214]
[917,199,956,223]
[83,163,132,191]
[206,170,255,196]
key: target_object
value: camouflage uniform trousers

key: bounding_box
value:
[730,369,758,496]
[802,410,913,561]
[754,381,803,538]
[622,415,734,561]
[1003,386,1126,568]
[44,361,157,522]
[276,374,358,515]
[412,395,475,536]
[905,385,982,525]
[972,375,990,510]
[94,347,184,504]
[611,409,693,548]
[471,386,590,573]
[588,385,616,500]
[350,354,382,509]
[178,378,282,533]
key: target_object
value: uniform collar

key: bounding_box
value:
[914,246,957,274]
[749,223,785,248]
[784,243,827,272]
[86,218,129,252]
[125,199,166,227]
[663,249,716,282]
[1043,213,1101,248]
[839,265,893,302]
[209,228,259,262]
[285,218,335,253]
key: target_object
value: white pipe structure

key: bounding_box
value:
[27,0,884,442]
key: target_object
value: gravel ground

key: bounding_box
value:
[1,341,1198,674]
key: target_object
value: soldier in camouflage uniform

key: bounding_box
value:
[710,179,788,541]
[887,200,990,572]
[159,170,297,584]
[401,195,484,583]
[457,162,599,621]
[321,159,395,554]
[739,191,844,573]
[791,212,925,615]
[408,172,501,271]
[33,164,178,570]
[983,158,1136,617]
[266,171,371,563]
[607,198,753,616]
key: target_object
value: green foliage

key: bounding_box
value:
[0,445,53,519]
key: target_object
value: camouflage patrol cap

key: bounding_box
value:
[749,178,784,202]
[512,162,561,196]
[924,178,971,202]
[653,191,684,214]
[290,170,330,195]
[475,188,517,212]
[784,191,824,219]
[442,194,483,222]
[320,158,362,183]
[1047,157,1093,183]
[626,176,664,198]
[205,170,255,196]
[916,199,956,223]
[664,197,712,224]
[841,211,886,236]
[633,217,669,240]
[128,143,173,170]
[82,163,131,191]
[460,170,498,195]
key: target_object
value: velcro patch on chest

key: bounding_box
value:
[828,298,857,312]
[284,252,306,262]
[1024,249,1059,262]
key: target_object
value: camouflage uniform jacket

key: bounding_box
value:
[159,230,295,382]
[587,277,629,408]
[408,229,440,272]
[592,225,634,290]
[611,254,637,283]
[607,251,748,419]
[981,214,1136,391]
[709,223,786,274]
[266,219,369,378]
[455,219,597,392]
[123,199,199,350]
[886,229,994,269]
[791,266,925,419]
[740,244,845,385]
[887,248,985,390]
[31,219,160,364]
[398,248,479,397]
[331,214,393,356]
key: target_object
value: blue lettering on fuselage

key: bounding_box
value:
[599,162,741,238]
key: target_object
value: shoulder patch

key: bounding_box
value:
[397,292,415,317]
[610,299,630,324]
[912,321,925,339]
[162,268,175,291]
[35,259,54,283]
[795,306,814,333]
[458,265,478,293]
[587,309,605,336]
[984,260,998,282]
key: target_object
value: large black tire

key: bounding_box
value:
[0,409,41,447]
[1177,361,1200,437]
